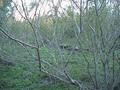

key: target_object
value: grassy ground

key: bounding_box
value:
[0,45,81,90]
[1,41,119,90]
[0,64,78,90]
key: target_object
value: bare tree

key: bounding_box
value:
[0,0,120,90]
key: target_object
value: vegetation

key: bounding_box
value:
[0,0,120,90]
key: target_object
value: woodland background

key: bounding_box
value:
[0,0,120,90]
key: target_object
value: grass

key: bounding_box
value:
[0,40,119,90]
[0,61,79,90]
[0,44,80,90]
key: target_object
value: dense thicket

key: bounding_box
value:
[0,0,120,90]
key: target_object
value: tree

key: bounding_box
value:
[0,0,11,26]
[0,0,13,65]
[0,0,120,90]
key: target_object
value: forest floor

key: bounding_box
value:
[0,47,83,90]
[0,45,118,90]
[0,64,78,90]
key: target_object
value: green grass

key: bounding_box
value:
[0,62,79,90]
[0,45,80,90]
[0,42,119,90]
[0,44,93,90]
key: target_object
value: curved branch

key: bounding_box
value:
[0,27,37,49]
